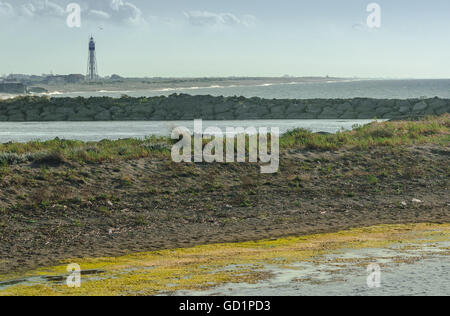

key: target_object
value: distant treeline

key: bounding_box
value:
[0,94,449,121]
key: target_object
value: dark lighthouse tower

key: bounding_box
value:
[86,36,98,81]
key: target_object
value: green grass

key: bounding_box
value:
[0,136,172,165]
[281,114,449,150]
[0,114,448,166]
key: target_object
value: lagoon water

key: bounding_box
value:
[0,119,379,143]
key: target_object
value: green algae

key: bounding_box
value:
[0,223,448,296]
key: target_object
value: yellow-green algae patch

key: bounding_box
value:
[1,223,448,296]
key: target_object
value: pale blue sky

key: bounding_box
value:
[0,0,449,78]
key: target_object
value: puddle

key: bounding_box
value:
[175,241,450,296]
[0,223,448,296]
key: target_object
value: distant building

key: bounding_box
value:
[110,74,124,81]
[44,76,66,85]
[6,74,33,81]
[66,74,85,83]
[43,74,85,85]
[0,82,27,94]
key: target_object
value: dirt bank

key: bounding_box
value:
[0,144,448,275]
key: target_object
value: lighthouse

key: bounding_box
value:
[86,36,98,81]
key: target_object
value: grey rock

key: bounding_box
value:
[355,99,377,112]
[8,112,25,121]
[297,112,318,119]
[357,112,377,119]
[396,100,411,108]
[7,109,23,116]
[75,107,98,117]
[54,107,75,116]
[180,113,196,120]
[435,107,449,116]
[150,112,167,120]
[247,106,269,118]
[94,110,112,120]
[421,108,436,116]
[215,112,236,120]
[286,103,307,114]
[201,107,215,119]
[5,105,20,113]
[382,99,397,107]
[412,101,428,112]
[428,99,447,110]
[25,109,42,121]
[214,103,233,114]
[318,107,339,119]
[130,104,154,115]
[270,105,286,115]
[40,112,68,120]
[399,105,411,114]
[376,107,393,116]
[152,107,168,118]
[305,104,323,114]
[383,112,403,119]
[334,102,353,114]
[340,111,359,119]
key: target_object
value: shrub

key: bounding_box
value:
[0,153,28,165]
[32,151,68,166]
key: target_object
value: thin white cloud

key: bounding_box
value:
[20,3,36,17]
[105,0,144,25]
[241,14,257,27]
[147,15,179,27]
[2,0,65,18]
[1,0,145,26]
[184,11,256,28]
[26,0,65,17]
[0,1,14,17]
[89,9,111,20]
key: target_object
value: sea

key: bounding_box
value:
[49,79,450,99]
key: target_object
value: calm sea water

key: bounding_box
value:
[0,119,378,143]
[53,79,450,99]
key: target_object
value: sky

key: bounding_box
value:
[0,0,449,78]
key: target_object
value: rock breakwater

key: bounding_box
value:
[0,94,448,121]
